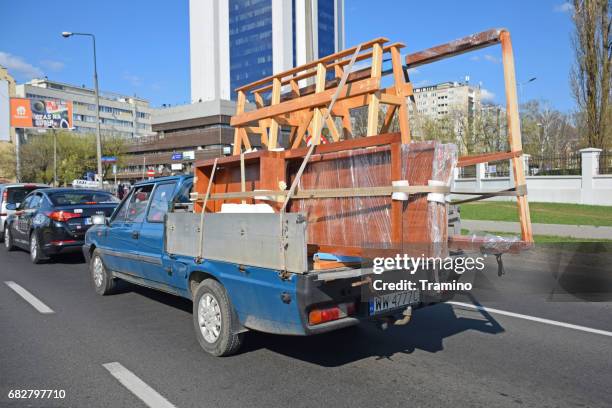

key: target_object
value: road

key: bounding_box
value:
[1,244,611,408]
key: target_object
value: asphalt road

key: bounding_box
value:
[1,244,611,408]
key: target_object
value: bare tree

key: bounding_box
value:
[570,0,611,149]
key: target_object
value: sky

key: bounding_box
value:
[0,0,576,111]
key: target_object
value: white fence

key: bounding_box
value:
[452,148,612,206]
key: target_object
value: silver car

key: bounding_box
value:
[0,183,48,241]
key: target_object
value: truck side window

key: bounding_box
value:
[147,182,176,223]
[125,185,154,223]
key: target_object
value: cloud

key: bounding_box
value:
[470,55,480,61]
[123,72,143,87]
[484,54,501,64]
[40,59,65,71]
[0,51,44,79]
[554,2,573,13]
[481,88,495,101]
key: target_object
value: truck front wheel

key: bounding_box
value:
[193,279,243,357]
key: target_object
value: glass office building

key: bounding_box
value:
[190,0,345,102]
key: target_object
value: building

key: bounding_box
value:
[409,81,482,120]
[115,101,238,182]
[190,0,345,102]
[15,78,153,139]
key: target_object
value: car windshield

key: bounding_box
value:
[48,191,119,206]
[6,186,40,204]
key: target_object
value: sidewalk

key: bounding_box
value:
[462,220,612,240]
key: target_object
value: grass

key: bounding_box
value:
[459,201,612,227]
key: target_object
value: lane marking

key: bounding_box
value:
[102,362,177,408]
[4,281,54,314]
[448,301,612,338]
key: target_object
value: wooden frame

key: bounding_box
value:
[230,38,412,155]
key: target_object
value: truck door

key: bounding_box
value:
[105,184,153,276]
[137,181,177,284]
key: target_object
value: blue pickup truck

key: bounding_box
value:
[84,175,453,356]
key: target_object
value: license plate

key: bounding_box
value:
[84,217,92,225]
[369,290,420,315]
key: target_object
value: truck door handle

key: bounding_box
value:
[131,230,139,239]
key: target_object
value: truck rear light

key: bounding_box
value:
[308,302,356,326]
[46,211,81,222]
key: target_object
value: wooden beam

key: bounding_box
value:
[391,45,411,144]
[291,111,314,149]
[232,91,247,155]
[230,77,380,127]
[267,78,282,149]
[501,30,533,243]
[380,105,397,134]
[457,150,522,167]
[366,43,383,136]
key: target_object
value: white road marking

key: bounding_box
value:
[5,281,54,314]
[448,301,612,338]
[102,362,177,408]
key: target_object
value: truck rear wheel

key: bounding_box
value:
[91,250,116,295]
[193,279,243,357]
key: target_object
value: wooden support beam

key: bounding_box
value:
[501,30,533,243]
[366,43,383,136]
[391,45,411,143]
[380,105,397,134]
[310,63,327,144]
[321,108,340,142]
[268,78,282,149]
[291,111,314,148]
[233,91,247,155]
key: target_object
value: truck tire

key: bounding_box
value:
[4,226,15,251]
[91,249,116,295]
[193,279,243,357]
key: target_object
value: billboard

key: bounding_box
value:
[0,80,9,141]
[10,97,73,129]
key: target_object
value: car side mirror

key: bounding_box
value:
[6,203,17,210]
[91,214,107,226]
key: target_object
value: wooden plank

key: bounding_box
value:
[230,77,380,127]
[457,150,522,167]
[405,28,504,68]
[291,111,314,149]
[310,63,327,144]
[232,91,247,155]
[391,45,411,143]
[322,108,341,142]
[234,37,389,92]
[501,30,533,243]
[390,142,403,243]
[380,105,397,134]
[267,78,282,149]
[366,43,383,136]
[285,132,401,159]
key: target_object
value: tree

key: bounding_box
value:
[570,0,611,149]
[0,142,16,181]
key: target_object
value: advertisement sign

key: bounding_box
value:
[171,163,183,171]
[182,150,195,160]
[10,97,73,129]
[171,152,183,160]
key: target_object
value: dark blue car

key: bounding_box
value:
[3,188,119,263]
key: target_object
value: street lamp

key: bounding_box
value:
[518,77,537,101]
[62,31,103,188]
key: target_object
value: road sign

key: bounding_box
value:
[112,164,117,175]
[101,156,117,163]
[171,153,183,160]
[147,169,155,177]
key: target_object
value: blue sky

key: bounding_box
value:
[0,0,576,111]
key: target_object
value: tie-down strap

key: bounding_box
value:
[449,184,528,205]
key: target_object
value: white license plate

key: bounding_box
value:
[84,217,92,225]
[369,290,420,315]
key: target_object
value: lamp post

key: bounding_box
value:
[62,31,103,188]
[518,77,537,102]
